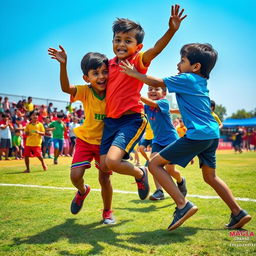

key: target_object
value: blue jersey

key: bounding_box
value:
[144,99,179,146]
[163,73,219,140]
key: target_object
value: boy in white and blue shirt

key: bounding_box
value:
[121,43,251,231]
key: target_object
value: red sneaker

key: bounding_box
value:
[70,185,90,214]
[102,210,116,224]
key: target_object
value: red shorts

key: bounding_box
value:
[71,138,101,169]
[24,146,42,157]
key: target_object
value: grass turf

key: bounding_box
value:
[0,151,255,256]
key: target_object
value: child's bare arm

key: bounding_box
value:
[120,60,165,88]
[141,96,159,109]
[48,45,77,97]
[142,4,186,66]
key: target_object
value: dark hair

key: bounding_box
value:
[113,18,144,44]
[57,112,64,118]
[180,43,218,79]
[15,129,20,133]
[81,52,108,76]
[29,110,39,117]
[210,100,216,110]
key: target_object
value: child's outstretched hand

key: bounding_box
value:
[119,60,139,77]
[48,45,67,64]
[169,4,187,31]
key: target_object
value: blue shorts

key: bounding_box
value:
[43,137,52,148]
[52,138,64,151]
[139,138,152,148]
[152,143,167,153]
[159,136,219,169]
[100,113,147,159]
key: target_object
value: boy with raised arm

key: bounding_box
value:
[100,4,186,200]
[48,46,115,224]
[120,43,251,230]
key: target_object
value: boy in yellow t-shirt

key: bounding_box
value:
[23,110,47,173]
[48,46,114,224]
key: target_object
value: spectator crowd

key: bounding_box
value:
[0,96,83,160]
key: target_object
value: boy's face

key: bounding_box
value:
[177,56,197,74]
[84,63,108,95]
[147,86,165,100]
[113,30,143,60]
[31,113,38,122]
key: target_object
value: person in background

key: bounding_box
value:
[210,100,222,128]
[25,97,34,112]
[12,129,23,159]
[48,113,66,164]
[23,110,47,173]
[42,116,53,159]
[69,116,80,156]
[0,113,13,160]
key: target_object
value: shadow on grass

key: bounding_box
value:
[116,201,175,213]
[12,218,140,255]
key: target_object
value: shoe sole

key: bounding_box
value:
[71,185,91,215]
[149,195,165,201]
[225,215,252,229]
[168,206,198,231]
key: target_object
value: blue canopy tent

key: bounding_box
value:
[223,117,256,127]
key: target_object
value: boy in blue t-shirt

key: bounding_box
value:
[142,86,187,200]
[120,43,251,231]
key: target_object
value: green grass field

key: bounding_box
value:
[0,151,255,256]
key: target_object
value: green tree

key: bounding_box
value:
[215,104,227,121]
[230,109,254,119]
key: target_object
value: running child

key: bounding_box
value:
[120,43,251,230]
[141,86,187,201]
[23,110,47,173]
[48,46,115,224]
[100,4,187,200]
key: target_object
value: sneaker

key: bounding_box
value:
[149,189,165,201]
[177,177,187,197]
[168,201,198,231]
[135,167,150,200]
[102,210,116,225]
[225,210,252,229]
[54,158,58,165]
[48,155,54,159]
[70,185,91,214]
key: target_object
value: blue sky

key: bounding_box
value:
[0,0,255,116]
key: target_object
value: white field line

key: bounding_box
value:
[0,183,256,202]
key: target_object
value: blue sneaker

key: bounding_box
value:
[135,167,150,200]
[168,201,198,231]
[149,189,165,201]
[225,210,251,229]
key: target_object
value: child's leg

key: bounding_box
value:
[24,156,30,172]
[98,170,112,211]
[37,155,47,170]
[201,165,241,215]
[165,164,182,183]
[105,146,143,179]
[138,145,149,162]
[149,154,187,208]
[70,167,87,194]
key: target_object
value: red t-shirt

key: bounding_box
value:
[106,52,149,118]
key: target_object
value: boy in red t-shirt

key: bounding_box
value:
[100,4,186,200]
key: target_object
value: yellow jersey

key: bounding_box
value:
[25,122,45,146]
[71,85,106,145]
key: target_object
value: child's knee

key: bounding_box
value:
[98,171,111,185]
[105,157,120,171]
[70,168,83,183]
